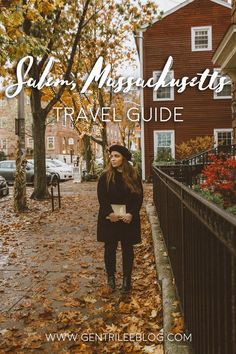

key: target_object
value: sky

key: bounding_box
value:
[120,0,231,77]
[152,0,185,12]
[119,0,186,77]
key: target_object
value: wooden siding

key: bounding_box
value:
[143,0,232,179]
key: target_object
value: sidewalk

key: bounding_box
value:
[0,181,163,353]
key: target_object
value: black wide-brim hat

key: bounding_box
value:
[109,144,132,161]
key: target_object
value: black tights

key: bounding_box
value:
[104,241,134,277]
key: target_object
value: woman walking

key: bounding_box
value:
[97,144,143,293]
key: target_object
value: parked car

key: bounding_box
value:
[27,159,61,182]
[95,157,104,167]
[47,159,72,169]
[0,175,9,198]
[46,159,73,181]
[0,160,57,185]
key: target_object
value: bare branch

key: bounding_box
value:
[43,0,92,116]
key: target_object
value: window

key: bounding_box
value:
[0,139,8,154]
[27,138,34,149]
[0,117,7,129]
[68,138,74,145]
[213,69,232,99]
[214,129,233,146]
[47,137,55,150]
[47,114,54,125]
[191,26,212,51]
[153,71,174,101]
[62,113,66,127]
[153,130,175,159]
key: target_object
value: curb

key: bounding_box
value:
[146,202,192,354]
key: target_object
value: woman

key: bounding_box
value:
[97,144,143,293]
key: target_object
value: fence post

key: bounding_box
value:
[51,176,61,212]
[58,180,61,209]
[180,188,185,311]
[152,166,236,353]
[232,255,236,353]
[51,184,54,212]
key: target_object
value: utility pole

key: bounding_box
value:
[14,1,27,212]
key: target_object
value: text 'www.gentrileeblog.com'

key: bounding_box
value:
[45,332,192,343]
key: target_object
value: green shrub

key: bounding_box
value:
[226,206,236,216]
[193,185,224,205]
[132,150,142,177]
[193,185,236,217]
[154,148,175,165]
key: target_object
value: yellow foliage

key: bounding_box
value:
[8,12,23,26]
[38,1,56,14]
[26,8,41,21]
[0,67,7,77]
[176,136,214,160]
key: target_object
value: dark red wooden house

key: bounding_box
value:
[138,0,232,180]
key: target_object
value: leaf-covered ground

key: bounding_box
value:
[0,182,163,353]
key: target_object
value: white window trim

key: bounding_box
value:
[27,138,34,149]
[48,114,54,125]
[62,113,66,127]
[68,138,74,145]
[214,128,233,147]
[153,130,175,158]
[213,68,232,100]
[47,136,55,150]
[191,26,212,52]
[0,138,8,150]
[153,70,175,102]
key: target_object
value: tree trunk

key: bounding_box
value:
[30,110,49,199]
[83,134,92,173]
[101,124,109,167]
[14,139,27,212]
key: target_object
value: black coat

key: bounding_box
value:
[97,169,143,244]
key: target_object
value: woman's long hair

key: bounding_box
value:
[104,158,142,194]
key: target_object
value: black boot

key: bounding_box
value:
[107,275,116,290]
[121,275,132,294]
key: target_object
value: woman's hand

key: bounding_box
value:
[106,213,120,222]
[120,213,133,224]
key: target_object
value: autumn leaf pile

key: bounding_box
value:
[0,182,163,353]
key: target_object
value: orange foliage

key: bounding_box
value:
[176,136,214,160]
